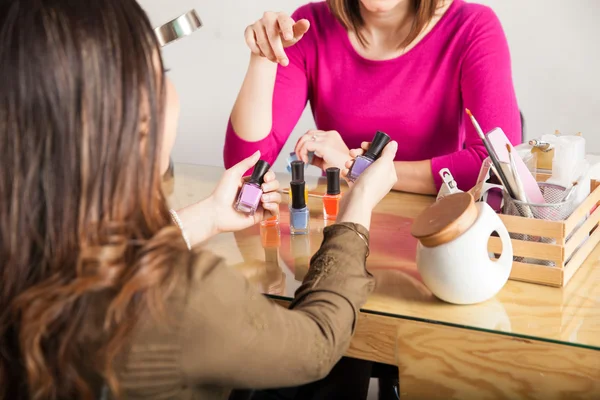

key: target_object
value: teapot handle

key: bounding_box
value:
[480,203,514,273]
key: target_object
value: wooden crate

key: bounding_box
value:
[487,178,600,287]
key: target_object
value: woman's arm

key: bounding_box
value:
[178,222,372,388]
[173,152,282,246]
[392,160,437,194]
[430,7,521,191]
[177,143,397,389]
[347,147,438,194]
[229,55,278,143]
[370,8,520,194]
[224,11,312,168]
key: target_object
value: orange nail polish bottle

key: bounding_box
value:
[323,167,342,221]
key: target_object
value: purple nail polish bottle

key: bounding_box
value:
[348,131,391,182]
[235,160,271,215]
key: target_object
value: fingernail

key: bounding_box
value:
[281,58,289,66]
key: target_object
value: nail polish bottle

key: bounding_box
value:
[286,151,314,173]
[291,235,311,282]
[323,168,342,220]
[289,181,310,235]
[289,160,308,203]
[348,131,391,182]
[260,223,281,248]
[234,160,270,214]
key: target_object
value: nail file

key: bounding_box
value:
[487,128,545,204]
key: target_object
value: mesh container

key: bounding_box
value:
[502,182,578,266]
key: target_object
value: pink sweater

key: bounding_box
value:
[224,0,521,190]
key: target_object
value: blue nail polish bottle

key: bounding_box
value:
[289,181,310,235]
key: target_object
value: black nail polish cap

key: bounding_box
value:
[291,181,306,209]
[326,167,340,195]
[291,160,305,182]
[249,160,270,185]
[364,131,391,160]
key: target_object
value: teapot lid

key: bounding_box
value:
[410,192,478,248]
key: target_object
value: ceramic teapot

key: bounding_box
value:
[410,192,513,305]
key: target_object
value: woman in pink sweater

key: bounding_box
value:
[226,1,520,398]
[225,0,521,194]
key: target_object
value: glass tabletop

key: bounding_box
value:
[168,163,600,351]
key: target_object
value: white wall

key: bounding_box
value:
[139,0,600,173]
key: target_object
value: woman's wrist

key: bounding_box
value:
[337,190,372,230]
[248,52,278,72]
[392,160,437,194]
[175,196,220,246]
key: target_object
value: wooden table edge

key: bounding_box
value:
[273,298,600,399]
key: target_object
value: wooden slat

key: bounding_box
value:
[564,226,600,286]
[565,205,600,260]
[564,182,600,235]
[489,237,563,264]
[499,213,564,239]
[508,261,564,287]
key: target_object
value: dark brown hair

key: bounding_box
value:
[0,0,189,399]
[327,0,442,48]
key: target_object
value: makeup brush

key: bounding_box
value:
[560,182,578,202]
[506,145,528,202]
[465,109,516,199]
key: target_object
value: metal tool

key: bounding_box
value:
[155,9,202,47]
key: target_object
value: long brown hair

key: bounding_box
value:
[327,0,442,48]
[0,0,189,399]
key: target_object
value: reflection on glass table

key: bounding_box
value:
[168,163,600,352]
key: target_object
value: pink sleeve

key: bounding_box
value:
[430,7,521,191]
[223,10,311,170]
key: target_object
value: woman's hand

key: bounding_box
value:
[347,141,437,195]
[295,130,351,171]
[210,151,281,233]
[244,12,310,66]
[337,141,399,229]
[176,152,281,245]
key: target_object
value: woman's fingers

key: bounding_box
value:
[361,141,371,150]
[340,168,354,187]
[261,175,280,193]
[294,130,320,152]
[228,150,261,178]
[277,14,295,41]
[247,12,306,63]
[295,130,321,162]
[262,170,276,183]
[293,19,311,40]
[349,148,365,158]
[244,25,261,55]
[380,140,398,160]
[255,25,276,62]
[297,139,323,164]
[261,191,282,204]
[263,13,288,66]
